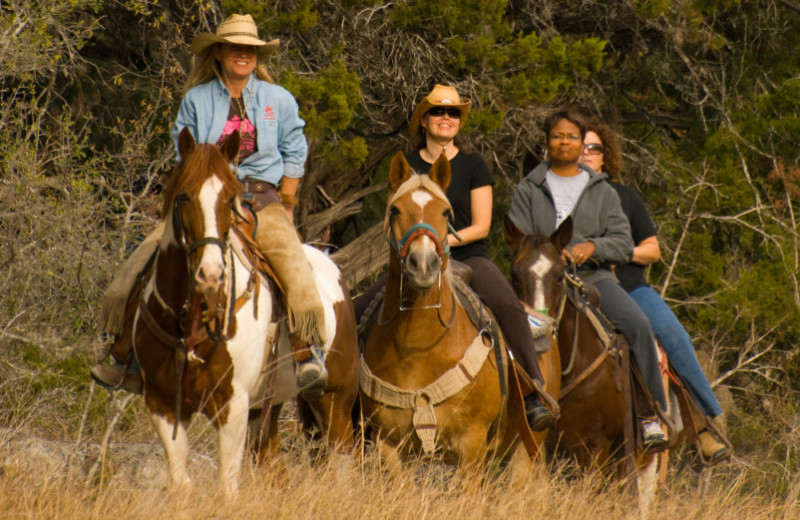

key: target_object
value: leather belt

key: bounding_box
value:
[241,178,277,194]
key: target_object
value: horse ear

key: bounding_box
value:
[389,151,412,191]
[429,152,451,191]
[551,216,573,251]
[220,130,241,163]
[502,215,526,253]
[178,127,195,158]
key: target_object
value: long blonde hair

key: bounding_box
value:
[183,45,273,94]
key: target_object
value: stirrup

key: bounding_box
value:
[296,346,327,401]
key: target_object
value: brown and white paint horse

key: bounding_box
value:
[133,128,358,496]
[504,216,662,511]
[359,152,544,480]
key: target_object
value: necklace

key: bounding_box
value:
[232,96,246,121]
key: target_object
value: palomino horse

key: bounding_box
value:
[131,128,358,496]
[503,216,661,503]
[359,152,557,478]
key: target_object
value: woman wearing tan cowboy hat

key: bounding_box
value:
[355,84,558,430]
[92,14,328,398]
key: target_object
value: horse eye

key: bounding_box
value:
[389,206,400,217]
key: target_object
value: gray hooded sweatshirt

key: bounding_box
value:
[507,162,633,283]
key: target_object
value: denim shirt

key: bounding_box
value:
[172,74,308,184]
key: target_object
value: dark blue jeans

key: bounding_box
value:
[594,278,667,411]
[629,285,723,417]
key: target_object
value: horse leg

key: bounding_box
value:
[216,384,249,498]
[306,391,356,478]
[505,443,535,489]
[376,437,403,479]
[256,403,289,486]
[635,453,659,520]
[150,410,192,492]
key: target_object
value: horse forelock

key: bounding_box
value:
[389,174,451,213]
[514,233,553,266]
[162,144,241,219]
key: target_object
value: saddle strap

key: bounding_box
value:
[558,348,610,400]
[359,330,493,454]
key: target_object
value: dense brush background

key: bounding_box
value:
[2,1,800,517]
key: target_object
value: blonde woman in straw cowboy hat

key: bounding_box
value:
[354,84,558,430]
[91,13,328,397]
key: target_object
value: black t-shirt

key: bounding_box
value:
[608,181,657,292]
[404,150,494,262]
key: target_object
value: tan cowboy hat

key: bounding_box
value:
[190,14,280,58]
[408,84,471,138]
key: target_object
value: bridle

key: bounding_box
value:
[381,182,456,326]
[136,191,238,440]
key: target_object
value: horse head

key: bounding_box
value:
[162,128,243,295]
[503,215,572,316]
[386,151,452,291]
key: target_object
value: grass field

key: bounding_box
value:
[1,384,797,520]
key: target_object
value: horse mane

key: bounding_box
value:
[161,143,242,219]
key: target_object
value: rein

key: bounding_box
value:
[553,265,622,400]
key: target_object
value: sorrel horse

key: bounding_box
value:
[359,152,556,478]
[503,215,661,502]
[131,128,358,496]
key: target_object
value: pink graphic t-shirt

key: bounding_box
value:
[217,98,257,163]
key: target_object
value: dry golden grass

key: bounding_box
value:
[2,403,798,520]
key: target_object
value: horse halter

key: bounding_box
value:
[167,193,236,342]
[172,194,229,257]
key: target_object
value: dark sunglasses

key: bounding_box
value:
[427,107,462,119]
[583,143,604,155]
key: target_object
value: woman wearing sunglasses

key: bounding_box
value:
[404,84,558,430]
[581,116,731,464]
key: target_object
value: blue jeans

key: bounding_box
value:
[594,278,667,411]
[628,286,723,417]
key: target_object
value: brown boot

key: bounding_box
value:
[698,430,731,464]
[90,359,142,394]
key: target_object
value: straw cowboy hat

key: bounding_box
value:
[190,14,280,58]
[408,84,471,138]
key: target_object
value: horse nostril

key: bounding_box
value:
[408,253,419,271]
[197,267,207,282]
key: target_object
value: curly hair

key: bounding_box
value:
[582,115,623,181]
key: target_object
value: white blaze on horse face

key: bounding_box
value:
[529,256,553,311]
[411,190,434,214]
[195,176,226,292]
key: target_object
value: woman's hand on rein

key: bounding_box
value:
[563,241,596,266]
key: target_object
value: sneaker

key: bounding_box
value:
[524,393,556,431]
[296,348,328,401]
[90,360,143,394]
[698,430,731,464]
[641,418,668,450]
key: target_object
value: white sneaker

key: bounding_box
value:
[641,418,667,448]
